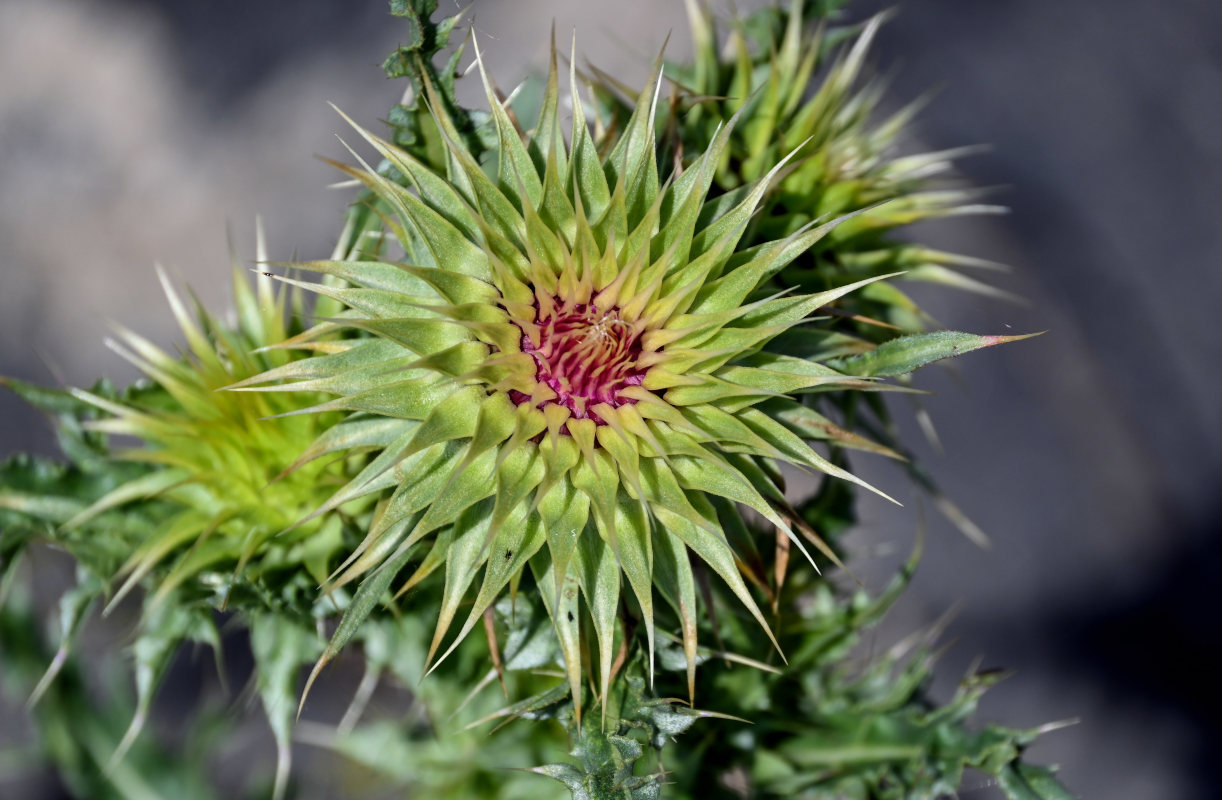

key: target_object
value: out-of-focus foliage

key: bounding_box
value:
[1,262,368,798]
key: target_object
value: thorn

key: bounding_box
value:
[484,607,508,698]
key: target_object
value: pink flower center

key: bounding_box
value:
[511,303,645,424]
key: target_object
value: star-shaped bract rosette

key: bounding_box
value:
[236,40,899,719]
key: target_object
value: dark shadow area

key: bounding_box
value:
[1048,500,1222,799]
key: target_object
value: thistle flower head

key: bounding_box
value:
[63,251,357,609]
[249,39,899,718]
[589,1,1011,338]
[0,246,376,791]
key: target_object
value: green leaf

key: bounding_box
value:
[303,524,422,707]
[426,500,496,669]
[572,528,621,718]
[834,330,1042,377]
[651,528,698,702]
[27,567,104,707]
[112,599,220,771]
[250,616,321,800]
[530,551,585,720]
[766,399,903,460]
[996,763,1077,800]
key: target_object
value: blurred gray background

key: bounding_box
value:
[1,0,1219,798]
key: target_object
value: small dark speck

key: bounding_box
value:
[262,272,274,277]
[566,611,574,622]
[504,549,513,560]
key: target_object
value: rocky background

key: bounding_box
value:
[2,1,1219,798]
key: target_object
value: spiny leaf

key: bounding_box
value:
[250,616,321,800]
[834,330,1043,377]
